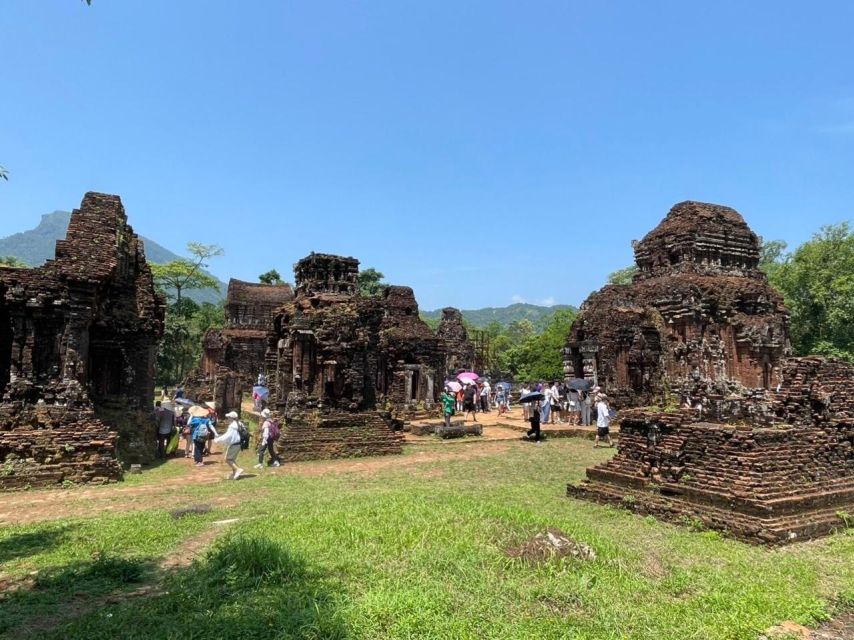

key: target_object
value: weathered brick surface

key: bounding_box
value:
[570,357,854,544]
[263,253,453,461]
[184,279,292,412]
[0,193,164,488]
[276,410,404,462]
[436,307,475,374]
[565,201,789,408]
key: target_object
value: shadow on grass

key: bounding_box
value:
[0,553,153,638]
[0,533,349,640]
[0,523,76,565]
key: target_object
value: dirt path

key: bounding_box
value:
[0,441,513,527]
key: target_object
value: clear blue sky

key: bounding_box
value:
[2,1,852,310]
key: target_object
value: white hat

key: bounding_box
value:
[225,411,239,419]
[261,408,271,418]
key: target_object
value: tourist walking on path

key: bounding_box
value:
[214,411,244,480]
[463,383,478,422]
[441,387,455,428]
[255,409,281,468]
[594,394,614,448]
[189,412,217,466]
[153,401,175,459]
[527,401,542,442]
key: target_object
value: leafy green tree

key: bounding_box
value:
[506,318,535,343]
[151,242,223,306]
[503,308,577,381]
[607,265,637,285]
[358,268,386,297]
[759,238,788,283]
[767,223,854,362]
[0,256,27,267]
[259,269,284,285]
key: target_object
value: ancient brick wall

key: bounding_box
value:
[183,280,292,413]
[436,307,475,374]
[570,357,854,543]
[0,193,163,488]
[566,201,789,408]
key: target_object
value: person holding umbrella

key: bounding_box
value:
[519,390,544,442]
[462,383,478,422]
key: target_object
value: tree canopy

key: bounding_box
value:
[151,242,223,306]
[358,268,386,297]
[0,256,27,268]
[607,265,638,285]
[761,224,854,362]
[259,269,284,285]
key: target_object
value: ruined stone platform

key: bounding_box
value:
[276,411,405,462]
[568,398,854,544]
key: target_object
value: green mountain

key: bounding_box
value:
[421,302,576,332]
[0,210,227,305]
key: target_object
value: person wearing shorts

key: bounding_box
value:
[594,394,613,448]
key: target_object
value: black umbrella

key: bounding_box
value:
[568,378,591,391]
[519,391,544,404]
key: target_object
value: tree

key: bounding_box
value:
[0,166,7,182]
[151,242,223,306]
[0,256,27,268]
[607,265,637,285]
[502,308,577,381]
[358,268,386,297]
[759,238,788,283]
[259,269,283,285]
[767,223,854,362]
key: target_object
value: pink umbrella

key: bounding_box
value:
[457,372,479,383]
[446,381,462,392]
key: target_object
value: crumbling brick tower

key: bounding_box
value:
[0,192,165,488]
[565,201,789,407]
[567,202,854,543]
[266,253,444,461]
[436,307,475,375]
[184,278,293,413]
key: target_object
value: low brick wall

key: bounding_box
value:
[570,415,854,543]
[0,405,122,489]
[276,411,405,462]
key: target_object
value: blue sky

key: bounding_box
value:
[1,1,852,310]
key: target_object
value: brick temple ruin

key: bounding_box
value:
[436,307,475,374]
[0,193,164,489]
[567,201,854,543]
[266,253,448,461]
[184,278,293,413]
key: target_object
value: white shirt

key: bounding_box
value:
[214,419,242,446]
[596,401,610,428]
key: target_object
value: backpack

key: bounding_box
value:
[190,417,209,440]
[196,422,209,439]
[237,421,249,439]
[267,419,281,441]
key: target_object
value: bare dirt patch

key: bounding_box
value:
[0,441,513,526]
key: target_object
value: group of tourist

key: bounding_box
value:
[439,378,615,447]
[152,398,282,479]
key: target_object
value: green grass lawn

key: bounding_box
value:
[0,439,851,639]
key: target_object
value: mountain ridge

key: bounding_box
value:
[421,302,576,331]
[0,210,227,305]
